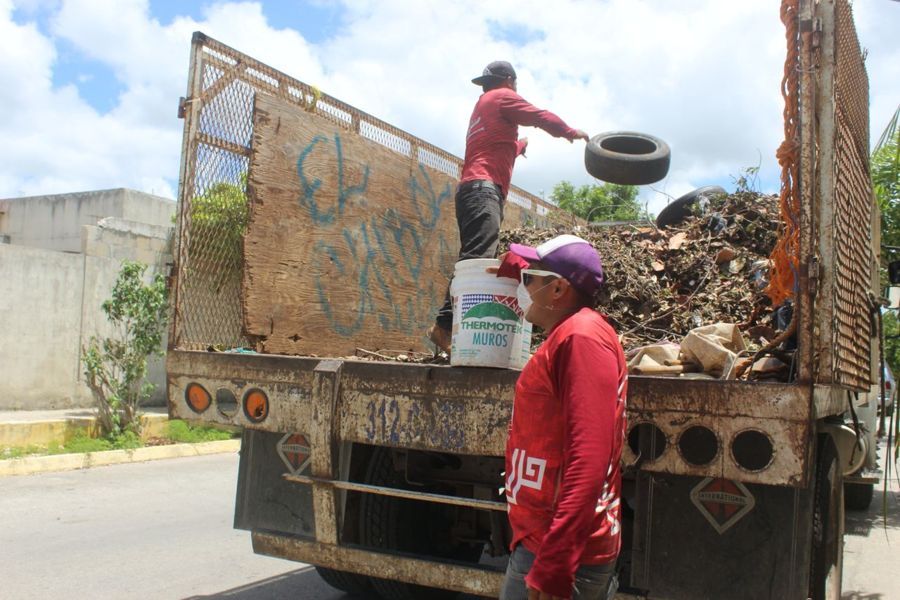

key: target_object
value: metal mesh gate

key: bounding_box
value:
[829,0,874,389]
[171,33,551,351]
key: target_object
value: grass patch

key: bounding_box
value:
[1,431,142,459]
[1,420,236,460]
[165,420,237,443]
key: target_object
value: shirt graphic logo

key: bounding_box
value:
[506,448,547,504]
[467,116,485,140]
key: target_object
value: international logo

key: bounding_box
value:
[277,432,311,476]
[690,477,756,534]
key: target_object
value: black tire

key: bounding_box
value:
[655,185,727,228]
[584,131,671,185]
[843,482,874,511]
[809,435,844,600]
[314,566,373,596]
[358,448,466,600]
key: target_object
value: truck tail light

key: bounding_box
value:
[243,389,269,423]
[185,383,211,413]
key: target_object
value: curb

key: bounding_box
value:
[0,413,171,449]
[0,439,241,477]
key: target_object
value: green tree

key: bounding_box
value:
[873,124,900,250]
[82,261,168,437]
[190,175,250,266]
[550,181,646,222]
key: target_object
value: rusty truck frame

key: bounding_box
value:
[167,1,880,598]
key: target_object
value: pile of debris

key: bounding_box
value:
[349,190,793,379]
[500,190,785,353]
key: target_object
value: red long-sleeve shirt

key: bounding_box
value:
[505,307,627,599]
[461,87,580,196]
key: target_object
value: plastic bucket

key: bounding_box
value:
[449,258,532,369]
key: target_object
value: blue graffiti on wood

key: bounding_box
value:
[298,131,456,339]
[297,134,370,225]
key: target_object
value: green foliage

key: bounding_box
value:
[165,420,237,443]
[733,166,761,194]
[550,181,647,222]
[875,111,900,397]
[189,176,249,270]
[82,261,168,438]
[1,432,142,459]
[873,128,900,250]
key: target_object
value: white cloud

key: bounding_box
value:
[1,0,897,218]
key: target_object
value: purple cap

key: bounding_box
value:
[509,234,604,297]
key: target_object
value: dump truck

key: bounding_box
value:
[166,1,882,598]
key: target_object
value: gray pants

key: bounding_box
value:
[434,180,504,330]
[500,545,618,600]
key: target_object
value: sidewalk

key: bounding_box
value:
[0,406,169,448]
[0,406,239,477]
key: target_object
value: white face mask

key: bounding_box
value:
[516,278,559,319]
[516,282,533,316]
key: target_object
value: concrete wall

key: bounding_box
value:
[0,197,173,410]
[0,188,175,253]
[0,245,87,408]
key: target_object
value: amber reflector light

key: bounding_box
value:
[243,389,269,423]
[185,383,211,413]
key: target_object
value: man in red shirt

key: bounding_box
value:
[496,234,627,600]
[428,61,589,352]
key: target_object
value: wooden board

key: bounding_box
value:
[244,94,466,355]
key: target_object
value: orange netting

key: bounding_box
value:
[766,0,803,305]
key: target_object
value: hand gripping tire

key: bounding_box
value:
[655,185,727,228]
[584,131,671,185]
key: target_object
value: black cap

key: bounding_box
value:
[471,60,517,86]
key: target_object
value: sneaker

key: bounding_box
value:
[427,324,451,354]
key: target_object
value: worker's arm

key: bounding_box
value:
[499,92,588,142]
[525,334,619,599]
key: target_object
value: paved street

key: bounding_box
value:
[0,449,897,599]
[0,453,346,600]
[841,440,900,600]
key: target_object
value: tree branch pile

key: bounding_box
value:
[501,191,784,351]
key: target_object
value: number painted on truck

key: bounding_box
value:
[366,398,401,444]
[363,398,466,450]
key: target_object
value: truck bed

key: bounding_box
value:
[167,349,847,488]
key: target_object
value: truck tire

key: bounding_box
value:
[584,131,670,185]
[359,447,472,600]
[314,566,373,596]
[655,185,727,228]
[843,482,874,511]
[808,435,844,600]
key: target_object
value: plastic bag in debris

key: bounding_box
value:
[680,323,746,377]
[627,342,681,371]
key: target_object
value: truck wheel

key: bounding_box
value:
[314,566,373,595]
[843,482,874,511]
[809,435,844,600]
[584,131,670,185]
[359,447,472,600]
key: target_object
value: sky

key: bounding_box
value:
[1,0,898,216]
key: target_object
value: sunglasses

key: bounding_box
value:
[521,269,561,287]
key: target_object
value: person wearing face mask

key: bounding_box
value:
[493,234,627,600]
